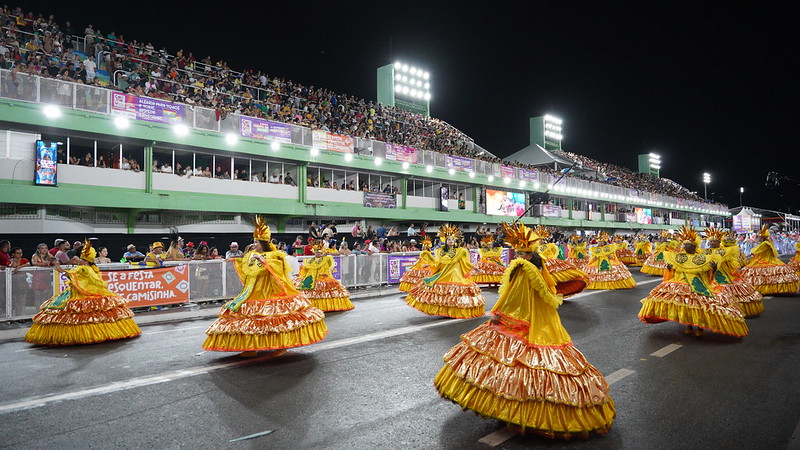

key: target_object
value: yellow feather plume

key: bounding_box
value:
[500,222,542,252]
[253,215,271,241]
[704,227,725,242]
[676,225,700,245]
[80,238,96,263]
[437,223,462,241]
[420,236,433,248]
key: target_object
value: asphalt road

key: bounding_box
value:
[1,270,799,449]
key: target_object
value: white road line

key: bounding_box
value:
[477,426,519,447]
[146,326,205,335]
[0,317,471,414]
[651,343,683,358]
[605,368,635,385]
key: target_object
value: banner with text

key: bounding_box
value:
[312,130,355,153]
[519,168,539,182]
[239,116,292,143]
[446,155,475,172]
[54,265,190,308]
[468,248,512,266]
[110,92,186,125]
[387,254,420,283]
[363,192,396,208]
[385,143,419,163]
[499,165,515,178]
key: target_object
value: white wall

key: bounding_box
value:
[407,196,437,209]
[152,173,296,199]
[307,187,363,203]
[60,165,146,189]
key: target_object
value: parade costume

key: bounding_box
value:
[567,236,589,270]
[203,217,328,353]
[540,241,588,298]
[295,242,354,312]
[398,237,435,292]
[406,224,486,318]
[638,226,748,337]
[640,232,673,276]
[614,237,640,266]
[468,236,506,285]
[584,233,636,290]
[26,239,141,346]
[704,229,763,317]
[634,237,652,265]
[740,226,800,295]
[434,222,615,439]
[788,242,800,276]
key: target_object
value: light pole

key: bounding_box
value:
[702,173,711,201]
[739,187,744,206]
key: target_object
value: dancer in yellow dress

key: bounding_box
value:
[740,225,800,294]
[539,233,588,298]
[434,222,615,439]
[640,231,673,276]
[406,224,485,318]
[25,239,141,345]
[788,241,800,276]
[614,236,640,266]
[398,236,435,292]
[633,235,652,266]
[584,232,636,290]
[468,235,505,285]
[203,216,328,356]
[567,235,589,270]
[703,228,763,317]
[296,241,354,312]
[638,226,748,337]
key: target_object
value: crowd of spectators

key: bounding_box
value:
[2,7,717,206]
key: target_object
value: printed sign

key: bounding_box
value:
[110,92,185,124]
[385,143,419,163]
[34,140,58,186]
[387,255,420,283]
[446,155,474,172]
[239,116,292,143]
[364,192,396,208]
[519,168,538,182]
[55,265,190,308]
[312,130,354,153]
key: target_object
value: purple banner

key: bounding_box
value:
[446,155,475,172]
[385,143,419,163]
[387,255,421,283]
[468,248,512,266]
[111,92,185,124]
[519,168,538,182]
[239,116,292,143]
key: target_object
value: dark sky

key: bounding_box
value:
[21,2,798,213]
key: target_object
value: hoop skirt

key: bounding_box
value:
[25,265,141,345]
[434,259,616,439]
[541,243,587,297]
[203,251,328,352]
[399,250,435,292]
[468,248,506,284]
[616,243,640,266]
[567,243,589,270]
[406,247,485,318]
[640,242,669,276]
[788,243,800,276]
[295,255,354,312]
[740,241,800,294]
[634,241,652,265]
[706,246,763,317]
[638,251,748,337]
[584,244,636,290]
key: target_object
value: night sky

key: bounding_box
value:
[19,2,798,214]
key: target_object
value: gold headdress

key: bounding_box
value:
[500,222,542,252]
[704,227,725,242]
[311,240,326,253]
[253,215,271,241]
[437,223,462,242]
[533,225,551,240]
[480,235,495,247]
[722,230,737,244]
[660,230,671,239]
[80,238,96,263]
[597,231,610,242]
[570,234,582,242]
[420,236,433,249]
[757,224,770,238]
[676,225,700,245]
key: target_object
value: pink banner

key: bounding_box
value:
[312,130,354,153]
[385,143,419,163]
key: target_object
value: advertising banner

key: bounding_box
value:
[34,140,58,186]
[385,143,419,163]
[364,192,396,208]
[541,204,561,218]
[312,130,355,153]
[110,92,185,124]
[732,213,753,234]
[54,265,191,308]
[486,189,526,217]
[387,254,420,283]
[239,116,292,143]
[519,168,538,182]
[297,256,341,280]
[446,155,475,172]
[500,165,515,178]
[468,248,512,266]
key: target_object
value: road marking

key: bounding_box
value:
[478,426,519,447]
[651,343,683,358]
[605,368,635,385]
[147,326,205,335]
[229,430,274,442]
[0,317,471,415]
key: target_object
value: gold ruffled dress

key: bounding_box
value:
[638,251,748,337]
[615,242,640,266]
[399,250,435,292]
[634,240,652,265]
[468,247,506,284]
[203,250,328,352]
[540,243,588,298]
[785,242,800,276]
[406,246,485,318]
[25,265,141,345]
[567,242,589,270]
[740,241,800,294]
[704,246,764,317]
[640,242,670,276]
[295,255,354,312]
[584,244,636,290]
[434,258,616,439]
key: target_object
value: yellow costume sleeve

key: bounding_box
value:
[456,247,474,273]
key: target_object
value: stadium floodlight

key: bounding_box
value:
[423,72,430,79]
[533,181,540,189]
[488,175,495,182]
[173,124,189,136]
[394,61,402,70]
[344,153,353,161]
[424,93,431,101]
[309,147,319,156]
[374,157,383,166]
[114,116,129,129]
[271,142,280,151]
[410,67,417,75]
[394,84,402,92]
[448,168,456,175]
[468,171,476,178]
[225,133,238,145]
[424,82,430,89]
[43,104,61,118]
[401,64,409,72]
[426,165,433,173]
[394,74,401,81]
[503,177,511,184]
[402,162,410,169]
[544,114,563,125]
[703,172,711,200]
[519,180,527,188]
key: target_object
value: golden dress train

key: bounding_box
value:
[640,239,674,276]
[740,231,800,295]
[633,238,652,265]
[615,239,640,266]
[584,239,636,290]
[434,222,615,439]
[406,246,486,318]
[468,239,506,285]
[296,253,354,312]
[788,242,800,276]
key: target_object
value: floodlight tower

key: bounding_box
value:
[377,61,431,117]
[703,172,711,200]
[638,152,661,177]
[529,114,563,151]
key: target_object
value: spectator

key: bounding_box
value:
[225,242,243,259]
[376,224,388,239]
[83,54,96,82]
[351,221,364,238]
[209,247,221,259]
[31,243,55,267]
[284,172,296,186]
[167,240,187,260]
[408,240,418,251]
[338,242,353,256]
[123,244,145,262]
[308,221,320,240]
[407,223,417,237]
[388,226,400,237]
[95,247,111,264]
[303,238,315,256]
[54,239,72,264]
[321,223,334,239]
[269,171,280,183]
[144,241,166,265]
[291,235,304,255]
[66,240,83,261]
[183,241,195,258]
[0,240,11,268]
[365,239,380,254]
[192,244,211,260]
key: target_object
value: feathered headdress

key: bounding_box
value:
[570,234,582,242]
[80,238,96,263]
[420,236,433,249]
[311,240,326,252]
[253,215,271,241]
[676,225,700,245]
[722,230,738,244]
[660,230,671,239]
[437,223,462,242]
[704,227,725,242]
[757,224,770,238]
[597,231,610,242]
[480,235,495,247]
[533,225,551,240]
[500,222,542,252]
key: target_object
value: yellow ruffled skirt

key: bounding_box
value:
[617,249,640,266]
[584,263,636,290]
[638,281,748,337]
[788,258,800,276]
[406,282,485,319]
[545,259,589,298]
[399,267,431,292]
[434,322,615,439]
[468,260,506,285]
[740,264,800,295]
[719,280,763,317]
[295,276,354,312]
[25,294,141,346]
[203,293,328,351]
